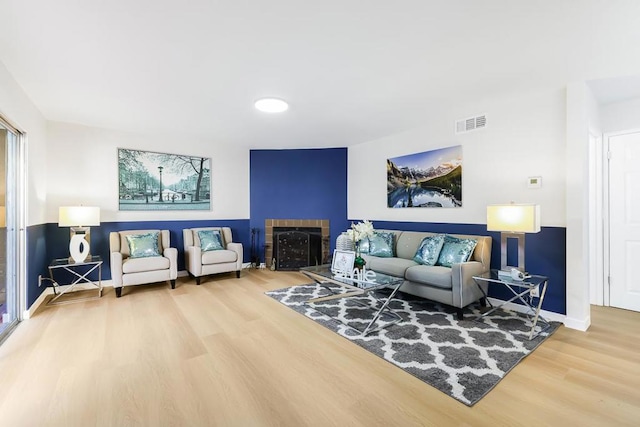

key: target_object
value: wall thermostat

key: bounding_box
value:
[527,176,542,188]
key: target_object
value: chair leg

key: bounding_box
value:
[115,287,122,298]
[480,297,487,307]
[196,277,201,286]
[456,308,464,320]
[236,270,241,278]
[170,280,176,289]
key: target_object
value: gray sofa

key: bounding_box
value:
[361,230,492,319]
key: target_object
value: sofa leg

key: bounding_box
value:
[480,297,487,307]
[196,277,201,286]
[170,280,176,289]
[236,270,241,279]
[456,308,464,320]
[115,287,122,298]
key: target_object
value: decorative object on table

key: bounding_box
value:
[335,232,355,251]
[58,206,100,263]
[387,145,462,208]
[266,283,560,406]
[346,220,375,270]
[331,249,356,276]
[486,203,540,279]
[117,148,211,211]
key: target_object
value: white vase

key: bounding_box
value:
[336,232,354,251]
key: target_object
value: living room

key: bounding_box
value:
[1,1,640,425]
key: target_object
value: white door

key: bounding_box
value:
[609,132,640,311]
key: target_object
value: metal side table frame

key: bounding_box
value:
[473,271,550,340]
[47,256,103,305]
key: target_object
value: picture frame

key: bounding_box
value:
[387,145,462,208]
[331,249,356,275]
[118,148,211,211]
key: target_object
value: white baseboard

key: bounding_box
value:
[563,315,591,331]
[486,297,566,325]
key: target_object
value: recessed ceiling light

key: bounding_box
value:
[254,98,289,113]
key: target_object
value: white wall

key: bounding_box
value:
[348,88,567,227]
[601,97,640,132]
[0,60,48,226]
[46,122,249,222]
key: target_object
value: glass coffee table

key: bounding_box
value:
[300,264,405,335]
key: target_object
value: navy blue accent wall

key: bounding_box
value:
[29,220,250,304]
[366,220,566,314]
[26,224,49,308]
[250,148,349,262]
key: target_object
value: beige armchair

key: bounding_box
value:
[110,229,178,297]
[183,227,243,285]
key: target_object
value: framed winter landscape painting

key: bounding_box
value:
[387,145,462,208]
[118,148,211,211]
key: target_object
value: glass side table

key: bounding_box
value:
[47,255,103,305]
[473,269,550,340]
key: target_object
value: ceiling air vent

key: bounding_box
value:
[455,114,487,134]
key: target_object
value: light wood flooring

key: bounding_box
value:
[0,269,638,426]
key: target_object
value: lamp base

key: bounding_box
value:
[69,227,92,263]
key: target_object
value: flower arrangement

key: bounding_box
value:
[347,220,375,244]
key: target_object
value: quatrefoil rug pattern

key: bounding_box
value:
[266,283,560,406]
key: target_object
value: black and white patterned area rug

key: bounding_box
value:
[266,283,561,406]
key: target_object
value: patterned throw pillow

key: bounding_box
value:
[435,235,478,267]
[413,234,446,266]
[198,230,224,252]
[368,231,395,257]
[126,232,161,258]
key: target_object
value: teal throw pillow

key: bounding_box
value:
[126,232,161,258]
[435,235,478,267]
[368,232,395,257]
[413,234,445,266]
[198,230,224,252]
[357,238,370,254]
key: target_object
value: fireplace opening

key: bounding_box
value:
[265,219,330,270]
[274,227,322,270]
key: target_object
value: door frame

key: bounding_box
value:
[588,130,604,305]
[0,113,26,336]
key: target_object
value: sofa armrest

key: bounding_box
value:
[185,246,203,276]
[451,261,488,308]
[164,247,178,280]
[110,252,124,288]
[227,242,243,270]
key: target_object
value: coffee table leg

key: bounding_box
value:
[362,284,403,336]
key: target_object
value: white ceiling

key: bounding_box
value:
[2,0,640,148]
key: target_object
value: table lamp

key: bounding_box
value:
[59,206,100,263]
[487,203,540,279]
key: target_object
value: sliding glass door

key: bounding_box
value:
[0,117,23,343]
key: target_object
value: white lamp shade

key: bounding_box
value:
[59,206,100,227]
[487,204,540,233]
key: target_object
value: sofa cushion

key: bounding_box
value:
[367,231,395,257]
[122,256,169,274]
[413,234,445,266]
[436,235,478,267]
[202,249,238,265]
[364,255,417,278]
[198,229,224,252]
[125,232,161,258]
[405,265,453,289]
